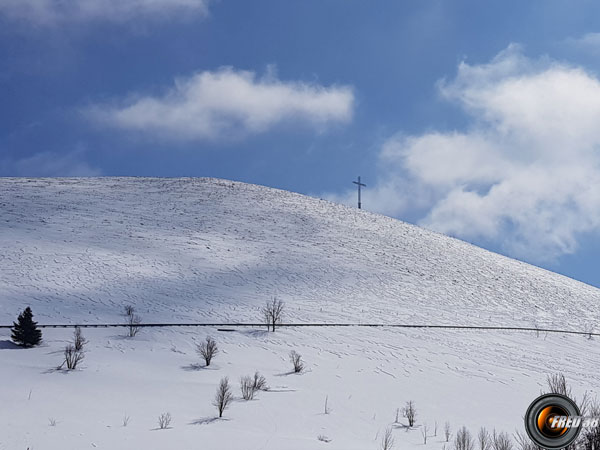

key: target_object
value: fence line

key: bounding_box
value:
[0,322,597,337]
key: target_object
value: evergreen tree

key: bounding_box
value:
[11,307,42,347]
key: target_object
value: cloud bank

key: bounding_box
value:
[328,45,600,262]
[0,150,101,177]
[89,67,354,141]
[0,0,210,24]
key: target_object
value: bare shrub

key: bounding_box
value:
[514,430,540,450]
[324,395,331,414]
[478,427,491,450]
[48,418,57,427]
[252,371,268,391]
[545,373,590,416]
[63,344,84,370]
[124,305,135,316]
[547,373,570,397]
[422,423,429,444]
[126,314,142,337]
[122,415,130,427]
[317,434,332,443]
[197,336,218,367]
[381,427,395,450]
[491,430,512,450]
[455,426,474,450]
[395,408,400,423]
[435,421,438,437]
[402,400,417,427]
[73,327,87,352]
[581,398,600,450]
[240,375,256,400]
[262,297,284,332]
[213,377,233,418]
[158,412,172,429]
[445,422,452,442]
[289,350,304,373]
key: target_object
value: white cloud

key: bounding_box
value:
[327,45,600,262]
[0,0,210,24]
[0,150,101,176]
[88,67,354,141]
[564,32,600,53]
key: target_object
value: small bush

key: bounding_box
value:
[402,400,417,427]
[158,412,172,429]
[213,377,233,418]
[455,426,474,450]
[126,314,142,337]
[240,375,256,400]
[197,336,218,367]
[381,427,395,450]
[124,305,135,316]
[252,371,268,391]
[492,430,512,450]
[478,427,491,450]
[289,350,304,373]
[63,344,84,370]
[73,326,87,352]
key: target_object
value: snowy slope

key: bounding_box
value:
[0,177,599,450]
[0,177,598,329]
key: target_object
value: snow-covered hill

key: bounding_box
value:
[0,178,598,450]
[1,177,598,328]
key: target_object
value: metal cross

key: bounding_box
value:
[352,176,366,209]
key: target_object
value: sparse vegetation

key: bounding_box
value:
[455,427,474,450]
[514,430,538,450]
[422,423,429,444]
[158,412,172,429]
[126,314,142,337]
[402,400,417,427]
[252,371,268,391]
[240,371,268,400]
[60,327,86,370]
[11,307,42,347]
[73,326,87,352]
[317,434,332,443]
[381,427,395,450]
[491,430,512,450]
[240,375,256,400]
[214,377,233,418]
[445,422,452,442]
[262,297,284,332]
[581,398,600,450]
[63,344,84,370]
[122,415,130,427]
[478,427,491,450]
[197,336,218,367]
[289,350,304,373]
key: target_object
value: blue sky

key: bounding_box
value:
[3,1,600,286]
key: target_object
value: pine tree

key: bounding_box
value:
[11,307,42,347]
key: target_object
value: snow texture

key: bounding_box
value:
[0,177,597,449]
